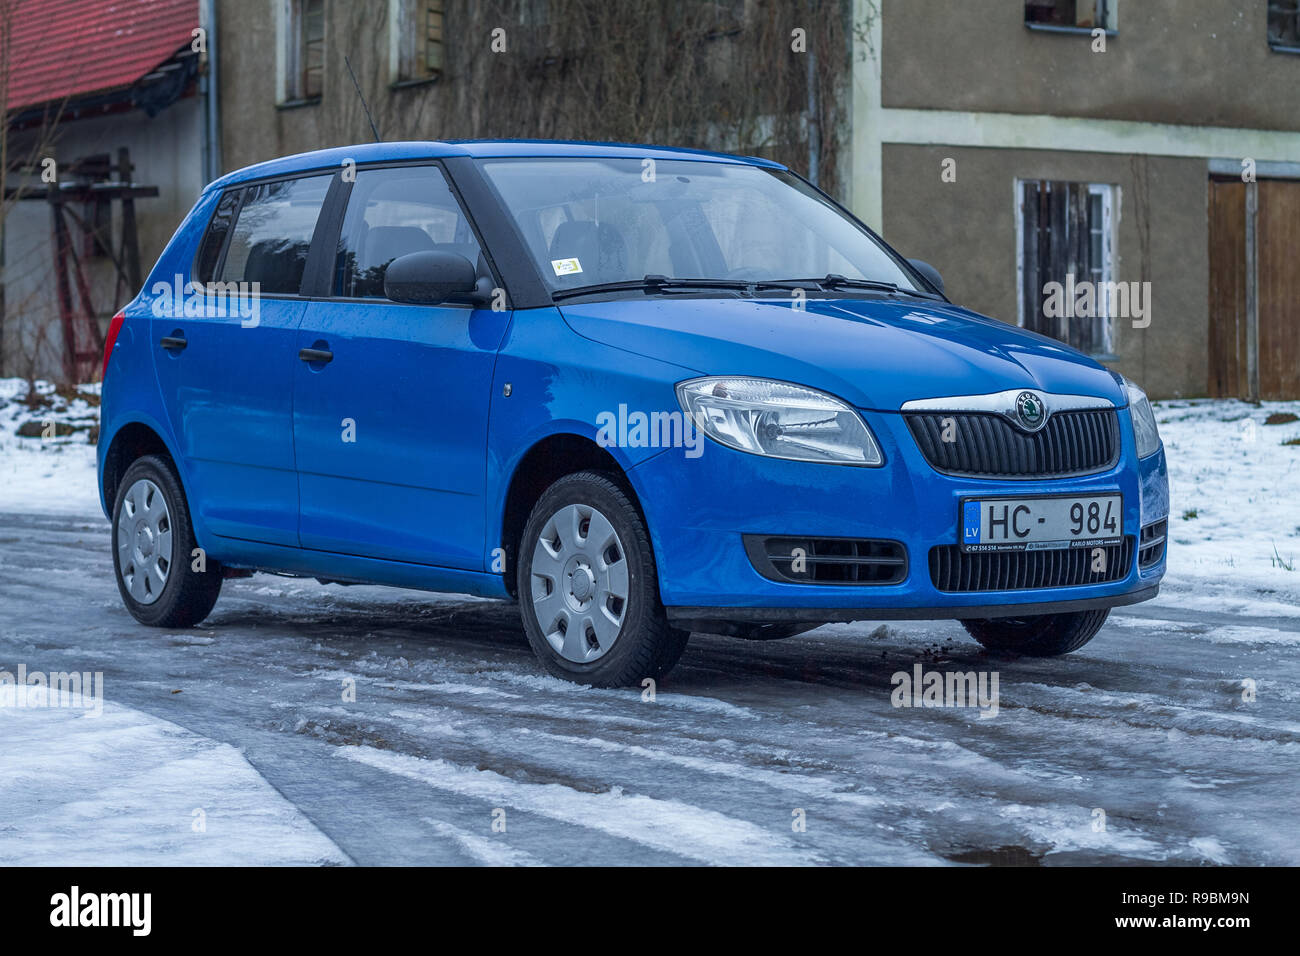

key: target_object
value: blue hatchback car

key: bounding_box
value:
[98,140,1168,686]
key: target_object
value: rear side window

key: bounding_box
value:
[218,174,331,294]
[334,165,484,298]
[194,189,241,284]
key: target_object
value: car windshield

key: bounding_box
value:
[477,157,920,295]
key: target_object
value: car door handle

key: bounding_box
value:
[159,335,187,351]
[299,347,333,364]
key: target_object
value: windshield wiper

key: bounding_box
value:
[819,274,904,293]
[817,274,944,299]
[551,273,942,302]
[730,275,943,299]
[552,275,752,301]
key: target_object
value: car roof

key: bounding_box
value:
[205,140,787,193]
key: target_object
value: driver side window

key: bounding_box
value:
[334,165,484,298]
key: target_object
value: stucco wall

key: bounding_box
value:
[880,143,1208,399]
[217,0,326,173]
[882,0,1300,133]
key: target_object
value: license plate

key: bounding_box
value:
[960,494,1122,552]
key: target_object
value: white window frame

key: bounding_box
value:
[1087,182,1116,356]
[1014,178,1120,357]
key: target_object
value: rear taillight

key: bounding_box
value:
[101,311,126,379]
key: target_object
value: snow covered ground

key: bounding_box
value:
[0,703,346,866]
[0,378,1297,865]
[0,379,102,516]
[1156,399,1300,613]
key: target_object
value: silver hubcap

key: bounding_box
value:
[530,503,629,663]
[116,478,173,605]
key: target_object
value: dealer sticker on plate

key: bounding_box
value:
[961,494,1122,552]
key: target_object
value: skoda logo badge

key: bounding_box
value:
[1014,391,1047,431]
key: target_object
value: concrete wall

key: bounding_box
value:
[882,0,1300,133]
[881,143,1208,398]
[2,97,203,380]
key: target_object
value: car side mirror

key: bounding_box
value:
[907,258,945,296]
[384,251,477,305]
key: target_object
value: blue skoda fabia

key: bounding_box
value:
[98,140,1168,686]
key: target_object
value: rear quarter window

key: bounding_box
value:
[194,189,242,284]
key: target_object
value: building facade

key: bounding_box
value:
[850,0,1300,399]
[11,0,1297,398]
[214,0,849,193]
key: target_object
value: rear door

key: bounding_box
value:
[292,163,510,568]
[153,172,331,546]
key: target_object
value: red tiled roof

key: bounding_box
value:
[4,0,199,114]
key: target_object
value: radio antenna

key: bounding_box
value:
[344,55,381,142]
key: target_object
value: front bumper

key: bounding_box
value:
[629,406,1168,620]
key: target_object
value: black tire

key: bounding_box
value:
[111,454,222,627]
[517,471,687,687]
[654,625,692,676]
[962,608,1110,657]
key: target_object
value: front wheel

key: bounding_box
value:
[517,471,687,687]
[112,454,222,627]
[962,608,1109,657]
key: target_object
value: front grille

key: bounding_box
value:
[744,535,907,585]
[1138,520,1167,569]
[905,409,1120,478]
[929,537,1134,592]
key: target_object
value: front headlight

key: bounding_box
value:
[1123,377,1161,458]
[675,377,883,465]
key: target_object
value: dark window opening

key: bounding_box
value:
[1269,0,1300,50]
[1025,0,1115,32]
[1019,179,1115,356]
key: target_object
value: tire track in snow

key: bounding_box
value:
[342,745,822,866]
[422,819,544,866]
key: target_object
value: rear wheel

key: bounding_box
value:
[517,471,687,687]
[962,608,1109,657]
[112,455,222,627]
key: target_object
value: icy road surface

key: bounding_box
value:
[1,510,1297,866]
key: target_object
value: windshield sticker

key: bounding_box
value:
[551,257,583,277]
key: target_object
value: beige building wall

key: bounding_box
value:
[882,0,1300,131]
[850,0,1300,399]
[881,144,1207,398]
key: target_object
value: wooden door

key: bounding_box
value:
[1258,180,1300,399]
[1208,179,1247,398]
[1209,177,1300,399]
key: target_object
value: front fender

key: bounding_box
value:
[485,306,701,571]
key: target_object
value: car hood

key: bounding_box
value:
[558,296,1125,410]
